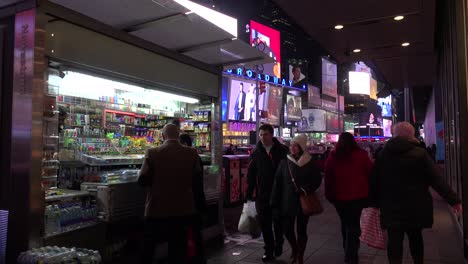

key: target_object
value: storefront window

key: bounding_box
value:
[42,69,215,236]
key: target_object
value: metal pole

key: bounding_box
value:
[337,95,341,133]
[404,87,411,121]
[255,65,260,139]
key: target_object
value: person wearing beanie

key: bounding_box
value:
[324,132,373,264]
[271,134,322,264]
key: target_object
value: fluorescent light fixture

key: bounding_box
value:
[394,15,404,21]
[402,42,410,47]
[184,11,194,15]
[353,49,361,53]
[173,0,237,38]
[334,25,344,30]
[54,71,199,104]
[349,71,370,95]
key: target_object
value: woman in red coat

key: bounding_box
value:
[324,132,373,264]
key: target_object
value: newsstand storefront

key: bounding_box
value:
[0,1,271,262]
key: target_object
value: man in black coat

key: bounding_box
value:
[246,124,288,262]
[369,122,462,264]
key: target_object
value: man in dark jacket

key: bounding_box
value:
[246,124,288,262]
[369,122,462,264]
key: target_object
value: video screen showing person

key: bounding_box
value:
[228,79,265,122]
[289,64,307,89]
[265,85,282,125]
[286,95,302,121]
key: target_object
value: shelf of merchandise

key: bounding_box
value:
[43,221,100,239]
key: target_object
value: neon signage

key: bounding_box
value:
[224,68,306,92]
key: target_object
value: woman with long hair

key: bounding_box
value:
[271,134,322,264]
[324,132,373,264]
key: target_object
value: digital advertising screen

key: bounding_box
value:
[265,85,283,126]
[339,95,345,112]
[250,20,281,79]
[326,112,342,133]
[322,58,337,97]
[349,71,370,95]
[322,97,337,112]
[228,79,265,122]
[358,112,382,127]
[289,63,307,89]
[298,109,326,132]
[378,95,392,117]
[286,94,302,121]
[383,119,393,137]
[308,85,322,107]
[370,78,378,100]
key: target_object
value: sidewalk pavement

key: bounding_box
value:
[207,192,465,264]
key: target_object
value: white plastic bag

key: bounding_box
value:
[238,202,258,233]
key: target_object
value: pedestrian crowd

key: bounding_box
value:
[137,121,461,264]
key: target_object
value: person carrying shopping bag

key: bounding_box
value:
[271,134,322,264]
[369,122,462,264]
[324,132,373,264]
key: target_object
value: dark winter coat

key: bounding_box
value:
[369,137,460,229]
[270,155,322,216]
[246,138,288,214]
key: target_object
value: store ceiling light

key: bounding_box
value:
[334,25,344,30]
[353,49,361,53]
[173,0,237,38]
[394,15,404,21]
[402,42,410,47]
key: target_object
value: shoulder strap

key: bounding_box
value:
[287,161,300,192]
[287,161,308,195]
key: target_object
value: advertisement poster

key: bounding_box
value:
[289,63,307,89]
[383,119,393,137]
[326,112,341,133]
[228,79,265,122]
[265,85,282,125]
[349,71,370,95]
[298,109,326,132]
[322,57,337,97]
[377,95,392,117]
[322,98,337,112]
[370,78,378,100]
[250,20,281,78]
[339,95,345,112]
[286,95,302,121]
[308,85,321,107]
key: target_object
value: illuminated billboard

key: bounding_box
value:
[349,71,370,95]
[250,20,281,79]
[378,95,392,117]
[322,58,337,97]
[228,79,266,122]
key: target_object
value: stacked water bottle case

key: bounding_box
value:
[18,246,101,264]
[44,189,99,238]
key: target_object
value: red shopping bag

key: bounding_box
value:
[360,208,387,249]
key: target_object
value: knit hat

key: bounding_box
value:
[290,134,308,152]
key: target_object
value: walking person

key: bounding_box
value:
[324,132,373,264]
[246,124,288,262]
[369,122,462,264]
[271,134,322,264]
[138,124,206,264]
[179,133,207,264]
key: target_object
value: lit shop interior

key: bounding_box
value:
[42,69,219,247]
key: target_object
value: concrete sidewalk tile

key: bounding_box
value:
[305,248,345,264]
